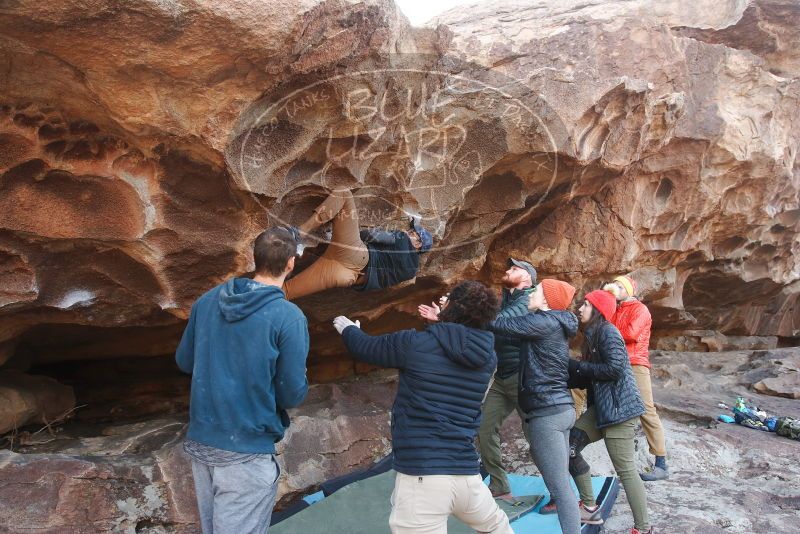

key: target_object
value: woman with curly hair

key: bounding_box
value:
[333,281,513,534]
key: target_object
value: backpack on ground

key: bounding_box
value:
[775,417,800,441]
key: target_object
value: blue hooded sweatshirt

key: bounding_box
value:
[176,278,309,454]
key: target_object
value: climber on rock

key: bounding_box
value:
[281,188,433,300]
[603,275,669,481]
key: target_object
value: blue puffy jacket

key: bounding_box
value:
[354,230,420,291]
[341,322,496,476]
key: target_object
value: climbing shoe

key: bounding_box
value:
[284,225,305,257]
[322,225,333,243]
[640,466,669,481]
[539,499,558,514]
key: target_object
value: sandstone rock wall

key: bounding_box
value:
[1,1,799,530]
[0,0,798,424]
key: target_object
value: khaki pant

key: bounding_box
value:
[572,407,649,532]
[632,364,667,457]
[477,374,524,495]
[283,190,369,300]
[389,473,513,534]
[570,388,586,420]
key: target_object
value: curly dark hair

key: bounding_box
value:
[438,280,501,329]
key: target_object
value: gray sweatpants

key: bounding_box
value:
[191,455,280,534]
[525,407,580,534]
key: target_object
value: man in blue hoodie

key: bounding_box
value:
[333,281,513,534]
[176,226,310,534]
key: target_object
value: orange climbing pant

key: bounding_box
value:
[282,190,369,300]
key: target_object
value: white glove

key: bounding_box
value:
[333,316,361,334]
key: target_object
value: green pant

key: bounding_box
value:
[572,406,649,531]
[478,374,524,495]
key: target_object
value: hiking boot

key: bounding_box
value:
[640,466,669,481]
[631,528,653,534]
[579,503,603,525]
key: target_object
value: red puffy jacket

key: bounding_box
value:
[612,299,652,368]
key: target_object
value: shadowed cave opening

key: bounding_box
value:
[7,309,407,441]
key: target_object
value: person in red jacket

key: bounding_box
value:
[604,275,669,481]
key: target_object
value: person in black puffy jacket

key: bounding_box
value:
[332,281,513,534]
[567,290,652,534]
[488,278,580,534]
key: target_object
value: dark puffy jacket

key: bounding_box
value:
[568,319,645,429]
[490,310,578,414]
[342,322,496,476]
[493,288,531,379]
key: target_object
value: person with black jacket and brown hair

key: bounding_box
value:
[332,281,513,534]
[487,279,580,534]
[568,290,652,534]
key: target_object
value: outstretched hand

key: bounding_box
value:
[333,316,361,335]
[418,302,441,322]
